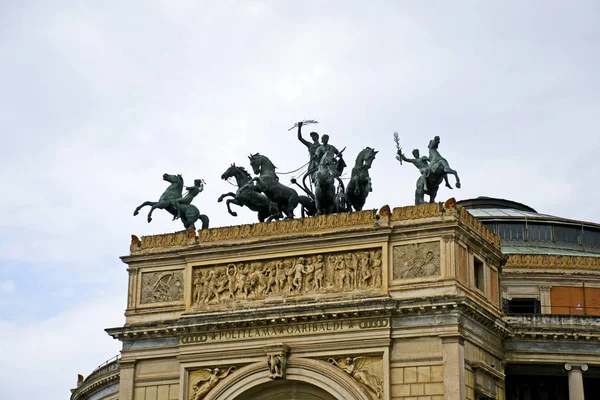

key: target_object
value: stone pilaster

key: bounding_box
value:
[118,361,136,400]
[565,363,587,400]
[539,285,551,314]
[442,335,465,400]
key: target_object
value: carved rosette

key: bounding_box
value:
[393,242,441,280]
[191,248,383,306]
[140,270,184,304]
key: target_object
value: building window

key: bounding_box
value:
[497,223,524,241]
[507,298,541,314]
[474,258,485,292]
[526,224,553,242]
[555,226,581,245]
[583,228,600,248]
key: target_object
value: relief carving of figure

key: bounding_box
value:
[226,264,237,299]
[344,253,355,289]
[190,367,236,400]
[325,255,337,288]
[193,271,204,305]
[203,270,219,304]
[268,354,285,379]
[329,357,383,399]
[303,258,315,290]
[335,256,347,288]
[360,251,372,288]
[371,250,382,286]
[275,261,287,293]
[313,255,325,290]
[191,249,382,306]
[292,257,306,293]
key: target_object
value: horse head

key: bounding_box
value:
[356,147,378,169]
[163,173,184,185]
[249,153,277,176]
[222,163,252,185]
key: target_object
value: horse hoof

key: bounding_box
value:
[231,212,238,217]
[217,197,223,202]
[456,183,461,188]
[133,210,139,216]
[147,217,152,223]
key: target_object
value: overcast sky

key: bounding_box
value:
[1,1,599,399]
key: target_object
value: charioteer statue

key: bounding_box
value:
[395,134,461,205]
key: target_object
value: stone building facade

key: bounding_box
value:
[70,199,600,400]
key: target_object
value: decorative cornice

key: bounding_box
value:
[107,297,397,341]
[135,210,377,253]
[458,207,501,247]
[505,254,600,270]
[390,203,443,222]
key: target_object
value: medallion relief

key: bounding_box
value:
[140,270,184,304]
[393,242,440,280]
[191,248,382,306]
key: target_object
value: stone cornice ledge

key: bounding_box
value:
[106,297,397,341]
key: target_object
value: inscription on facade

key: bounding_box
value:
[191,248,382,306]
[393,242,441,280]
[181,318,389,344]
[140,270,184,304]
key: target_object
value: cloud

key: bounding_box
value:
[0,280,16,296]
[0,290,125,400]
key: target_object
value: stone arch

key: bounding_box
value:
[204,357,372,400]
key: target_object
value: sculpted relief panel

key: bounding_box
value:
[327,356,383,399]
[140,270,184,304]
[192,248,382,306]
[189,366,237,400]
[393,242,440,280]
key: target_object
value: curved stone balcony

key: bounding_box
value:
[70,355,120,400]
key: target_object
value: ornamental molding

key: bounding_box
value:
[135,210,377,252]
[505,254,600,270]
[457,207,501,247]
[390,203,443,221]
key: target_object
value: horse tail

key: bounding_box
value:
[199,214,210,230]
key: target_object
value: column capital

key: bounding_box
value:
[539,285,551,293]
[565,363,588,372]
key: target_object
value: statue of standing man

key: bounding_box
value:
[296,121,321,183]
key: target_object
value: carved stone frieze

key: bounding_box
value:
[188,366,237,400]
[191,248,382,306]
[506,254,600,269]
[327,356,383,398]
[458,207,501,247]
[140,270,184,304]
[393,242,441,280]
[390,203,442,222]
